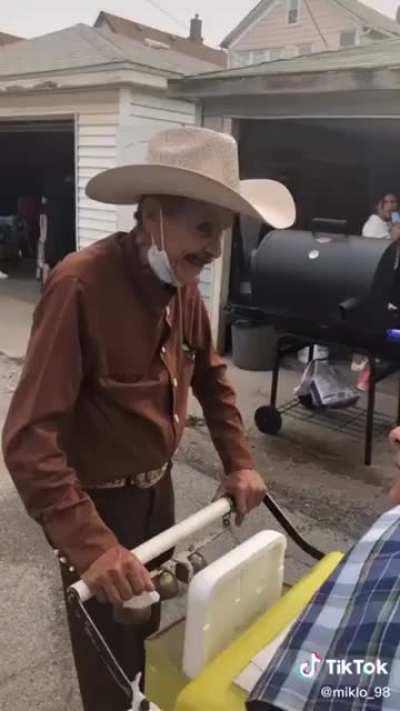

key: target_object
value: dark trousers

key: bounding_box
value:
[60,470,175,711]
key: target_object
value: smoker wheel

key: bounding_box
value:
[255,406,282,435]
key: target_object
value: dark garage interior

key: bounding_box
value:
[0,119,76,279]
[239,118,400,234]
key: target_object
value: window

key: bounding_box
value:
[229,53,241,68]
[270,47,283,60]
[252,49,271,63]
[340,30,357,47]
[283,45,297,58]
[288,0,300,25]
[297,42,312,55]
[232,50,252,67]
[231,49,271,66]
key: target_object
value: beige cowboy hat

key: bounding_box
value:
[86,126,296,229]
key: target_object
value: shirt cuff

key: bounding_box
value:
[41,497,119,575]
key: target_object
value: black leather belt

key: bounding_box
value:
[83,463,169,491]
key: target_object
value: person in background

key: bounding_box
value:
[36,197,50,285]
[246,429,400,711]
[362,192,398,239]
[42,174,76,275]
[354,193,400,390]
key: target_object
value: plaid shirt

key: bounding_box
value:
[247,506,400,710]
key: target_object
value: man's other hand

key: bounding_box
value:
[218,469,267,525]
[390,223,400,241]
[389,427,400,505]
[82,545,155,604]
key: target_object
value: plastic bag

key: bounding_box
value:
[295,359,359,410]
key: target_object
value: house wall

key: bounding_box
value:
[196,114,235,349]
[0,84,216,307]
[229,0,362,59]
[76,94,119,249]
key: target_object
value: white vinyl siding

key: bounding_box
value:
[229,0,362,54]
[298,42,313,55]
[76,104,119,249]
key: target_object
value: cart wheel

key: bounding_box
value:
[255,406,282,435]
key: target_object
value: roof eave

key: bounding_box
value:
[93,12,110,29]
[219,0,270,48]
[0,60,182,84]
[0,78,170,97]
[169,65,400,100]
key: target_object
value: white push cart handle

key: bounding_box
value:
[70,497,233,604]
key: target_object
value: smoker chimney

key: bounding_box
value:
[397,5,400,23]
[189,14,203,44]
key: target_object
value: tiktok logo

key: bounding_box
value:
[299,652,322,679]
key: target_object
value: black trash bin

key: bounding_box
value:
[231,320,278,371]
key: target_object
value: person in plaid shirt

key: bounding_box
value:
[247,428,400,711]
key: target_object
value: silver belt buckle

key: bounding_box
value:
[135,467,165,489]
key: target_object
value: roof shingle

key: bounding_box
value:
[0,23,220,80]
[95,11,226,67]
[0,31,24,46]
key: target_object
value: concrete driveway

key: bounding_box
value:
[0,274,39,359]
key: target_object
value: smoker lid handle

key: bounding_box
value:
[311,218,349,238]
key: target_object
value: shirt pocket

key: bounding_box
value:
[97,373,144,406]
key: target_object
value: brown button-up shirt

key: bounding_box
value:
[2,231,254,574]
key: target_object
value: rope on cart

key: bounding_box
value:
[67,588,133,702]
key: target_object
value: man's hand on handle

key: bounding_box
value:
[82,545,154,605]
[82,470,267,602]
[217,468,267,525]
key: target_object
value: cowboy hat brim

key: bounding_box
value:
[86,164,296,230]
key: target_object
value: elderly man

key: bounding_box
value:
[2,127,295,711]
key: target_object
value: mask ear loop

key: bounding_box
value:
[160,208,184,349]
[160,207,166,252]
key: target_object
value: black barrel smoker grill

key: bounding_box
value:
[231,221,400,465]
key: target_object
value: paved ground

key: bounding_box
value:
[0,274,399,709]
[0,271,39,359]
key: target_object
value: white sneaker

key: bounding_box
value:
[0,270,8,280]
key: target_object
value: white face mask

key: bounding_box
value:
[147,208,181,288]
